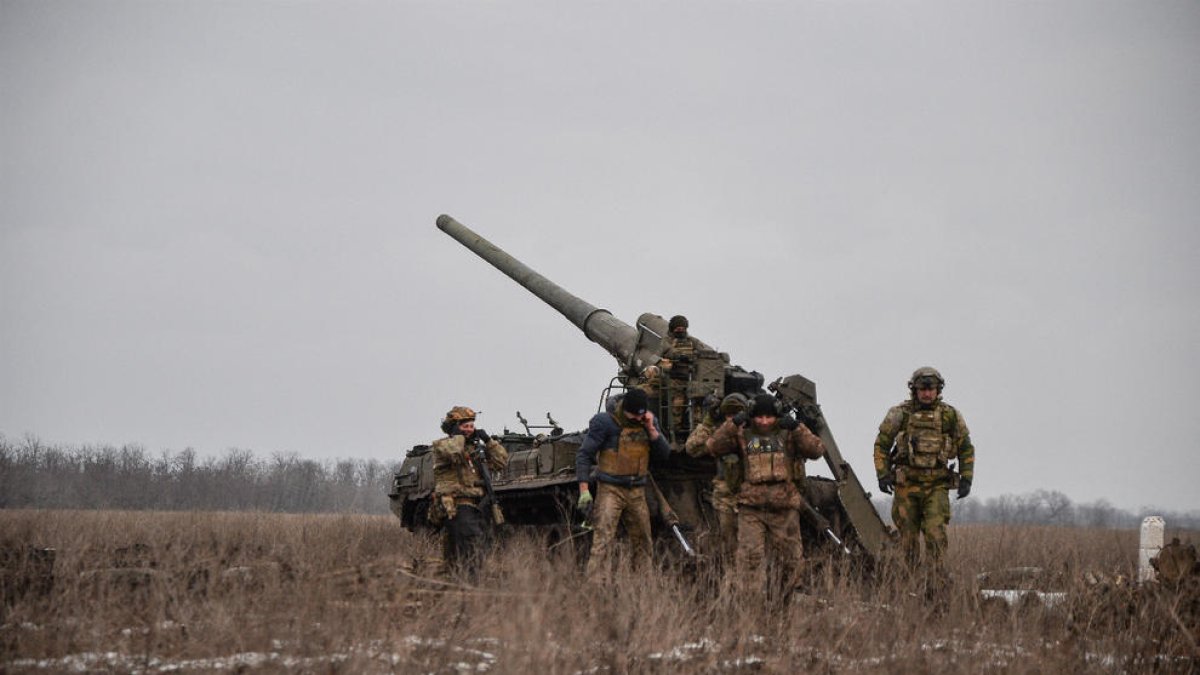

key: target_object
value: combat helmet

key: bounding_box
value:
[907,367,945,393]
[440,405,476,434]
[719,393,748,416]
[668,315,689,331]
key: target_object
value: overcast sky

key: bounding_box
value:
[3,1,1198,512]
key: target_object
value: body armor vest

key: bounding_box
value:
[597,417,651,477]
[743,430,792,484]
[896,404,952,470]
[665,337,697,379]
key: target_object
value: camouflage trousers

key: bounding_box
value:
[735,505,803,595]
[587,482,653,584]
[711,479,738,565]
[666,382,689,433]
[892,481,951,566]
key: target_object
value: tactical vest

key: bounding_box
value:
[743,429,792,485]
[597,417,651,477]
[665,337,696,379]
[895,404,953,470]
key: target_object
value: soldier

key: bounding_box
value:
[685,392,748,566]
[873,367,975,568]
[431,406,509,579]
[657,315,698,433]
[575,388,671,583]
[708,393,825,597]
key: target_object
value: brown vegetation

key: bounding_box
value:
[1,511,1196,673]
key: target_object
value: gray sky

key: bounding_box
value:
[3,1,1198,512]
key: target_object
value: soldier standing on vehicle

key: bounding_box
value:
[575,388,671,583]
[656,315,698,433]
[685,393,748,566]
[708,394,825,597]
[431,406,508,579]
[873,367,975,569]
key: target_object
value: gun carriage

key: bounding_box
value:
[390,215,889,564]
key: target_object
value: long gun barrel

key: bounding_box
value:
[437,215,641,366]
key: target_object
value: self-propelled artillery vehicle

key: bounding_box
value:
[389,215,890,564]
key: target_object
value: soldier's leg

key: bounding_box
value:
[765,509,805,593]
[891,486,923,566]
[921,487,952,566]
[715,491,738,568]
[622,486,653,571]
[438,528,452,576]
[447,504,486,579]
[735,507,768,594]
[585,483,624,584]
[670,387,689,432]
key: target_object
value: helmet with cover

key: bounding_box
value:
[440,405,477,434]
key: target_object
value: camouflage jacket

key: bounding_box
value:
[873,399,974,483]
[708,419,824,510]
[684,417,717,458]
[687,415,741,489]
[432,435,508,500]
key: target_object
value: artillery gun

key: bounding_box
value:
[389,215,890,564]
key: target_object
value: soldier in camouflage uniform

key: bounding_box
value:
[873,367,975,568]
[685,393,748,566]
[431,406,509,579]
[709,394,825,596]
[575,388,671,584]
[656,315,698,434]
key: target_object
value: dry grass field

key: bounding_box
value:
[1,510,1196,673]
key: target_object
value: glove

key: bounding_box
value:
[731,412,748,427]
[877,475,894,495]
[957,477,972,500]
[778,416,799,431]
[577,490,593,512]
[473,429,491,444]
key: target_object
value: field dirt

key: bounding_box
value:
[1,510,1196,673]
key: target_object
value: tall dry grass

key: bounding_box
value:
[1,511,1195,673]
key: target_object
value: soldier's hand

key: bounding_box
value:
[778,416,800,431]
[877,475,894,495]
[731,412,748,427]
[957,477,972,500]
[641,411,656,428]
[473,428,491,444]
[577,490,593,512]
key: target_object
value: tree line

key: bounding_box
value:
[3,435,1196,529]
[0,435,394,514]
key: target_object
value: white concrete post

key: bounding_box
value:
[1138,516,1165,583]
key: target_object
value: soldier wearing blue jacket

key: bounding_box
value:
[575,388,671,583]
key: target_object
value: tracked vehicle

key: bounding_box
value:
[390,215,890,563]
